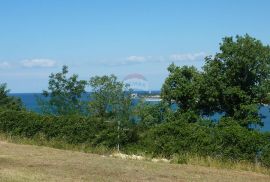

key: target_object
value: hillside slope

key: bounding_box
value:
[0,141,269,182]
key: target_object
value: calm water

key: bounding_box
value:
[9,93,270,132]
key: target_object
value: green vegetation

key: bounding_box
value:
[0,83,22,111]
[162,35,270,127]
[1,34,270,171]
[37,65,88,115]
[89,75,132,119]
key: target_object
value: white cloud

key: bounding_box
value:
[126,56,147,62]
[120,56,150,65]
[101,52,206,66]
[0,61,11,69]
[169,52,206,61]
[21,59,56,68]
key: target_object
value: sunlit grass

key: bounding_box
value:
[1,132,270,177]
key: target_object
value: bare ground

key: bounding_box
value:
[0,141,270,182]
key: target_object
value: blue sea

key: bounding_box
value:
[9,93,270,132]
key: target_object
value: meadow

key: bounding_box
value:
[1,139,270,182]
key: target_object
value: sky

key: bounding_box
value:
[0,0,270,93]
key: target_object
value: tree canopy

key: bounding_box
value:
[38,65,88,115]
[0,83,22,111]
[161,64,201,113]
[89,74,132,120]
[162,35,270,128]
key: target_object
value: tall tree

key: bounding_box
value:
[201,35,270,127]
[38,65,87,115]
[161,35,270,127]
[161,64,201,113]
[89,75,132,120]
[0,83,22,110]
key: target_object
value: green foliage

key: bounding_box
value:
[89,75,132,119]
[162,35,270,127]
[0,109,137,148]
[2,34,270,169]
[88,75,136,148]
[134,100,173,129]
[0,102,270,167]
[38,65,88,115]
[161,64,201,113]
[140,116,213,157]
[213,118,264,161]
[138,113,267,162]
[201,35,270,127]
[0,83,22,111]
[260,132,270,167]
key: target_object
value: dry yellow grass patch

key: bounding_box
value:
[0,140,270,182]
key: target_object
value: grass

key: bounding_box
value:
[171,153,270,175]
[0,133,113,155]
[0,134,270,181]
[1,140,270,182]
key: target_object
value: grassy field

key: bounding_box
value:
[0,141,270,182]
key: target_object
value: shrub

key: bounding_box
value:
[212,118,265,161]
[0,110,137,148]
[260,132,270,167]
[140,119,212,157]
[139,116,267,162]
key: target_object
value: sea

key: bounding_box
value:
[9,92,270,132]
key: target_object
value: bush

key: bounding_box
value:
[261,145,270,167]
[260,132,270,167]
[1,109,269,166]
[138,116,267,162]
[140,119,212,157]
[212,118,265,161]
[0,110,137,148]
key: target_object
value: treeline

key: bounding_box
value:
[0,34,270,167]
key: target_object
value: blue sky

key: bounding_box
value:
[0,0,270,93]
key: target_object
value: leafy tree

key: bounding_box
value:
[0,83,22,110]
[162,35,270,127]
[161,64,201,114]
[201,35,270,127]
[89,74,132,119]
[89,75,136,150]
[38,65,87,115]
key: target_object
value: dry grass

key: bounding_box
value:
[0,140,270,182]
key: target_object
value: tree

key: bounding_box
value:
[0,83,22,110]
[200,35,270,127]
[161,64,201,113]
[38,65,87,115]
[89,75,135,151]
[89,74,132,119]
[161,35,270,127]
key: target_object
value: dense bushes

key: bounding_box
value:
[0,109,137,148]
[260,132,270,167]
[1,108,270,167]
[138,115,269,164]
[140,119,212,157]
[212,118,265,161]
